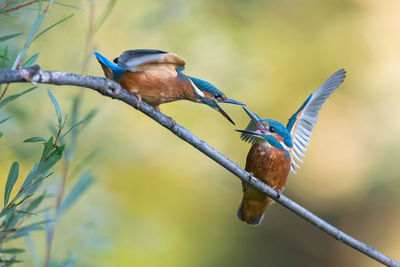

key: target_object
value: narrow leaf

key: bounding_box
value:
[22,53,39,68]
[12,12,46,69]
[39,137,53,162]
[47,89,61,122]
[26,194,45,212]
[33,14,74,41]
[4,162,19,207]
[0,33,22,43]
[0,116,11,124]
[0,248,25,254]
[54,1,82,10]
[0,86,36,110]
[23,137,47,143]
[58,172,94,217]
[61,109,97,139]
[1,46,8,69]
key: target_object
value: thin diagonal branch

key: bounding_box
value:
[0,66,398,267]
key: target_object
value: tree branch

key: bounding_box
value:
[0,66,398,267]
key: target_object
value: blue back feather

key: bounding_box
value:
[94,52,126,79]
[188,76,224,96]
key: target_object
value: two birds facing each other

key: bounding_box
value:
[94,49,347,226]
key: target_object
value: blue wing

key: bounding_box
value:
[287,69,346,173]
[114,49,186,73]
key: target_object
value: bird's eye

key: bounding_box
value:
[270,126,276,133]
[214,94,222,101]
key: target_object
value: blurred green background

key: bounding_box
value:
[1,0,400,266]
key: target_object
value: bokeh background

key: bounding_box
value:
[1,0,400,266]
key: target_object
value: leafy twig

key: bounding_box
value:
[0,67,399,267]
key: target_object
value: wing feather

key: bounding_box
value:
[115,49,186,72]
[287,69,346,173]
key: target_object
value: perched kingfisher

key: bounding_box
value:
[94,49,245,124]
[235,69,346,225]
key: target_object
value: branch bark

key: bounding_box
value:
[1,66,398,267]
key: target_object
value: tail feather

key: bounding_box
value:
[94,52,126,79]
[237,201,265,226]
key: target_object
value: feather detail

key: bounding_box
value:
[287,69,346,173]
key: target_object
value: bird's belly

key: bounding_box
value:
[117,71,194,106]
[245,144,291,192]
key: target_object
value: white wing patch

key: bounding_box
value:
[189,79,205,97]
[289,69,346,173]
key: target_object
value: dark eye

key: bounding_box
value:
[270,126,276,133]
[214,94,222,101]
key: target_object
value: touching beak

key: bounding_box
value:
[234,129,264,137]
[220,98,246,106]
[215,103,236,125]
[241,107,268,133]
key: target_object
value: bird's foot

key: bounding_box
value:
[274,188,282,199]
[167,116,176,128]
[134,94,142,109]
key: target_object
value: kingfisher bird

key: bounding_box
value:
[235,69,346,225]
[94,49,245,124]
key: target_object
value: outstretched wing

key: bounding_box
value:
[114,49,186,72]
[287,69,346,173]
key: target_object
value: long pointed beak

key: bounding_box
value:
[235,129,265,136]
[221,98,246,106]
[216,104,236,125]
[242,107,267,132]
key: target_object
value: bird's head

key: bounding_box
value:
[188,76,245,125]
[236,107,292,151]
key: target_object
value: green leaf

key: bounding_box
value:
[0,86,36,110]
[0,248,25,254]
[1,46,8,69]
[4,221,45,241]
[47,89,61,123]
[4,162,19,207]
[0,33,22,43]
[26,194,45,212]
[0,132,3,138]
[40,137,53,162]
[0,116,11,124]
[61,108,97,139]
[57,172,94,217]
[23,137,47,143]
[54,1,82,10]
[22,53,39,68]
[33,14,74,41]
[12,12,45,69]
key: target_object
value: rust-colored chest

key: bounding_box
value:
[117,70,196,107]
[245,143,291,191]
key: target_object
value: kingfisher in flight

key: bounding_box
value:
[235,69,346,225]
[94,49,245,124]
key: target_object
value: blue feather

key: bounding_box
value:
[286,94,312,132]
[94,52,126,79]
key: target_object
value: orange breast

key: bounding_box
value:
[117,70,196,107]
[245,144,291,191]
[239,144,291,224]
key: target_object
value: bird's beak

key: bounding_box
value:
[241,107,268,133]
[234,129,265,137]
[215,104,236,125]
[221,98,246,106]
